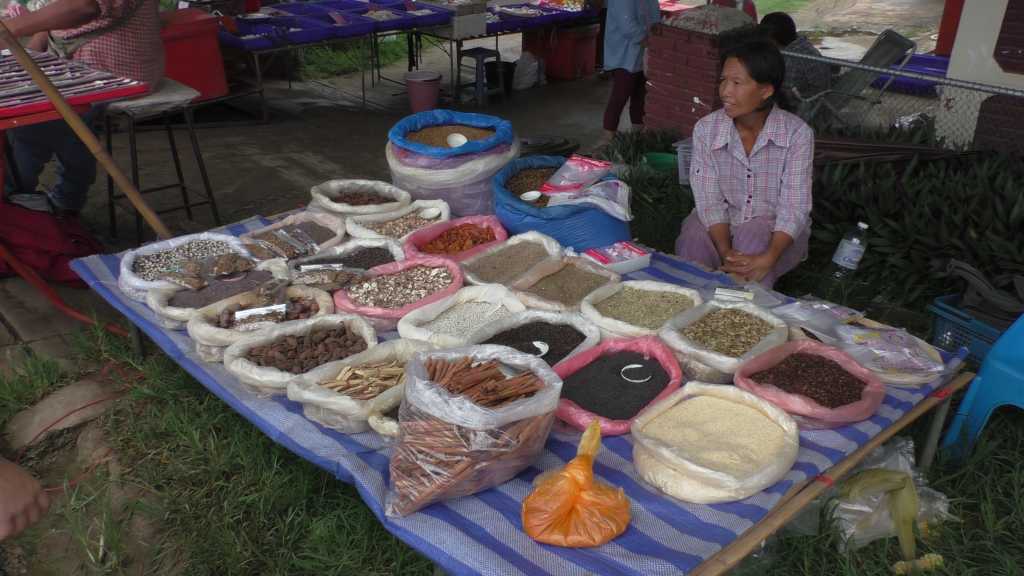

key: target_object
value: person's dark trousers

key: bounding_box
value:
[603,69,646,131]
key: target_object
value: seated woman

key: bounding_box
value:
[675,39,813,288]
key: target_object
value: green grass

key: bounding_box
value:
[301,37,408,80]
[756,0,812,16]
[0,353,64,425]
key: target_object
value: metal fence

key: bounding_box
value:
[781,49,1024,152]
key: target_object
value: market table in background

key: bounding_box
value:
[70,216,968,576]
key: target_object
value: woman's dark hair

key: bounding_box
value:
[719,39,792,112]
[759,12,798,47]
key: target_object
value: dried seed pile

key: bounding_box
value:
[405,125,495,147]
[365,213,438,238]
[463,242,550,284]
[420,224,496,255]
[347,266,453,308]
[507,167,557,196]
[337,247,396,269]
[160,253,255,291]
[525,265,610,306]
[423,302,514,336]
[482,321,586,365]
[168,270,274,309]
[244,326,368,374]
[132,239,235,281]
[292,269,362,292]
[595,287,695,330]
[681,308,773,358]
[752,352,866,408]
[215,297,320,329]
[561,351,669,420]
[332,189,389,206]
[320,360,405,400]
[642,395,788,477]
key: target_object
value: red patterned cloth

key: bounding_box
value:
[690,105,814,239]
[55,0,164,86]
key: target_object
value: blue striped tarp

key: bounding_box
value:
[70,217,965,576]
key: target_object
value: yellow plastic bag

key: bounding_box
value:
[521,421,631,547]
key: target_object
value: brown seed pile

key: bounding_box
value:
[681,308,774,358]
[346,265,453,308]
[752,352,867,409]
[332,189,389,206]
[320,360,405,400]
[365,213,438,238]
[215,297,320,329]
[464,242,551,284]
[292,269,362,292]
[507,167,556,206]
[405,125,495,148]
[244,326,368,374]
[525,265,610,306]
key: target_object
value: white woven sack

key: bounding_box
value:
[287,339,431,434]
[346,200,451,242]
[658,300,788,383]
[581,280,703,339]
[367,384,405,439]
[396,285,527,349]
[511,256,620,312]
[460,231,563,286]
[465,310,601,366]
[118,232,248,303]
[309,179,411,216]
[239,211,346,259]
[631,383,800,504]
[222,315,377,395]
[186,286,334,363]
[289,237,406,275]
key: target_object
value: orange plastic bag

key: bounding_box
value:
[521,421,631,547]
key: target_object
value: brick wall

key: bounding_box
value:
[645,24,721,136]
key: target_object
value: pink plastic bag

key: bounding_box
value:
[553,336,683,436]
[539,155,612,194]
[333,257,464,332]
[402,216,509,262]
[734,340,886,429]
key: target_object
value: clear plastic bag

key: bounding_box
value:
[239,211,346,261]
[835,324,946,386]
[309,179,411,216]
[539,154,612,194]
[545,179,633,222]
[773,298,864,343]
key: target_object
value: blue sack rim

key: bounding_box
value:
[388,110,515,159]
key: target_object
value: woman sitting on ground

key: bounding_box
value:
[675,39,814,288]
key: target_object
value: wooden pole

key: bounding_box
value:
[689,371,975,576]
[0,22,172,240]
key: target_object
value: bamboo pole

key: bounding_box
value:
[689,371,975,576]
[0,21,172,239]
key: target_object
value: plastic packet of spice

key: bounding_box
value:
[245,238,288,260]
[233,303,287,329]
[159,271,207,291]
[197,253,256,279]
[835,325,945,377]
[773,298,863,342]
[539,155,612,194]
[545,179,633,221]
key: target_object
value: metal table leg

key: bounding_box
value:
[131,325,147,359]
[920,395,954,470]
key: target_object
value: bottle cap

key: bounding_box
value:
[857,222,869,230]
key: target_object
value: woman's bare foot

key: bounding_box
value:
[0,458,49,541]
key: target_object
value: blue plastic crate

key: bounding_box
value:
[219,15,333,50]
[928,294,1004,364]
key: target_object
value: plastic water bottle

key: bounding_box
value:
[817,222,869,302]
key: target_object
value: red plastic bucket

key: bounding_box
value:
[405,70,442,113]
[160,9,229,101]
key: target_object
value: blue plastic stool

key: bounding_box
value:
[942,313,1024,459]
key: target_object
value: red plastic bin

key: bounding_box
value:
[523,23,599,81]
[160,9,229,101]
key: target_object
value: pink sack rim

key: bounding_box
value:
[734,340,886,429]
[333,256,465,321]
[553,336,683,436]
[402,215,509,263]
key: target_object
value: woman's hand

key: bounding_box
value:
[0,458,49,542]
[722,251,777,282]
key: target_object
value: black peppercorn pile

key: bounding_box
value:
[751,352,866,409]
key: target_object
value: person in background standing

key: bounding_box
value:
[709,0,757,21]
[760,11,831,102]
[597,0,660,149]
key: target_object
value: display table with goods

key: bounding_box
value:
[70,212,969,575]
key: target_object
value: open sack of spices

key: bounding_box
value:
[581,280,702,339]
[460,231,562,286]
[512,256,620,311]
[386,345,562,517]
[239,211,345,261]
[467,310,601,366]
[734,340,887,429]
[333,257,464,332]
[631,382,800,504]
[346,199,451,242]
[309,179,411,216]
[222,314,377,394]
[397,285,526,348]
[659,300,789,384]
[287,339,432,434]
[143,260,284,330]
[402,215,508,262]
[118,233,250,302]
[186,285,334,362]
[554,336,683,436]
[385,110,519,217]
[288,238,405,292]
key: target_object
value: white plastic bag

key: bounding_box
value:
[386,138,520,217]
[396,285,527,348]
[581,280,702,339]
[118,232,249,303]
[346,199,451,242]
[239,211,346,260]
[834,324,946,387]
[460,231,563,286]
[545,179,633,221]
[222,315,378,395]
[186,286,335,363]
[513,51,540,91]
[658,300,789,383]
[465,309,601,366]
[632,383,800,504]
[773,298,864,343]
[309,179,411,216]
[511,256,620,312]
[539,155,612,194]
[286,339,432,434]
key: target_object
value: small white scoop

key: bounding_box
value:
[446,133,468,148]
[418,207,441,219]
[519,191,542,203]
